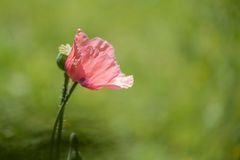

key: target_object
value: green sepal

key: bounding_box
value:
[56,53,67,71]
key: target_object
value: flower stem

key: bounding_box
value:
[52,73,69,140]
[55,82,78,160]
[50,73,69,159]
[50,72,78,160]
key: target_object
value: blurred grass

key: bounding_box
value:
[0,0,240,159]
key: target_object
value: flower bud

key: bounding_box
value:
[67,133,82,160]
[56,44,71,71]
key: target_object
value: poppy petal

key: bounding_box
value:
[103,73,134,89]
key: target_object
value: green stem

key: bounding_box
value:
[55,82,78,160]
[61,73,70,104]
[50,72,69,160]
[51,73,69,143]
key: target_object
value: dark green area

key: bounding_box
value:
[0,0,240,159]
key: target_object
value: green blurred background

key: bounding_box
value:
[0,0,240,159]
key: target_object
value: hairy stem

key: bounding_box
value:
[50,72,70,160]
[55,82,78,160]
[51,73,69,144]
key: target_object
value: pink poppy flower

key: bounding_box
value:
[65,29,134,90]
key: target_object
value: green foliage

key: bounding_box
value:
[0,0,240,159]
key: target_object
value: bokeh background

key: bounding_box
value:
[0,0,240,159]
